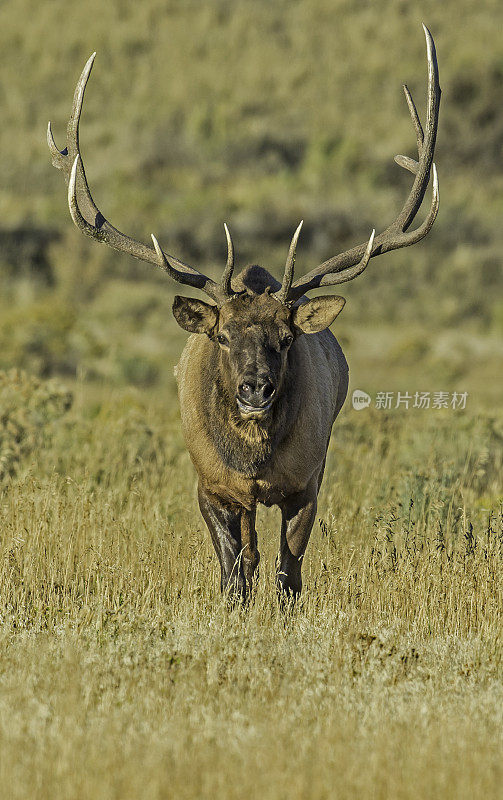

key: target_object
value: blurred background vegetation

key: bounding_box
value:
[0,0,501,399]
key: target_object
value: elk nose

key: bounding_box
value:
[238,376,275,407]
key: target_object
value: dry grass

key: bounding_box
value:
[0,372,501,799]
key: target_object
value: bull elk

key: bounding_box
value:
[48,25,440,600]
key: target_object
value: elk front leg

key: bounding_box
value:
[240,506,259,594]
[198,485,257,600]
[277,476,318,599]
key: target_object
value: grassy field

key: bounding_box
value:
[0,365,501,799]
[0,0,502,797]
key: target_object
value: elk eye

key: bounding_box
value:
[280,334,294,349]
[216,333,228,346]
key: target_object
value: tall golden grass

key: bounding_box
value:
[0,371,501,799]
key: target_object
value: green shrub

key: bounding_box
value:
[0,369,72,480]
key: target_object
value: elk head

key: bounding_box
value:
[170,221,351,419]
[48,25,440,421]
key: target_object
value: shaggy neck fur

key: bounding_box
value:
[201,343,300,477]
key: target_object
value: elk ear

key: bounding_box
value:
[292,296,346,334]
[172,296,219,335]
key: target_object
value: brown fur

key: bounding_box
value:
[176,266,348,510]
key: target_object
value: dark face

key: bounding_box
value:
[172,290,346,420]
[216,293,294,420]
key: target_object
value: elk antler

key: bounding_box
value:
[220,223,235,297]
[274,220,304,303]
[48,53,233,304]
[285,24,440,303]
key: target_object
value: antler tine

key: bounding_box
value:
[274,220,303,303]
[402,84,424,154]
[392,23,440,233]
[319,229,375,287]
[220,223,235,296]
[48,53,97,166]
[390,162,439,247]
[149,234,222,302]
[48,53,99,226]
[287,24,440,303]
[49,53,221,303]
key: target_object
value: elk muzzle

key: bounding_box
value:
[236,374,276,418]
